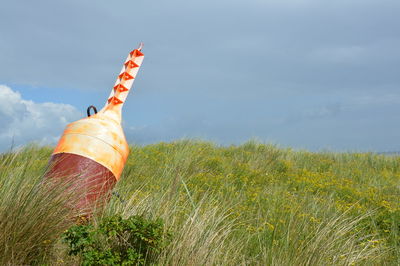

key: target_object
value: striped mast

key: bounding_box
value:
[101,43,144,122]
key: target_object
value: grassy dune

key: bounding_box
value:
[0,140,399,265]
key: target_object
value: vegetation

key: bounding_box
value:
[62,215,170,265]
[0,140,399,265]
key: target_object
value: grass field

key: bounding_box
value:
[0,140,399,265]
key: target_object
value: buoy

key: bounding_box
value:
[45,44,144,214]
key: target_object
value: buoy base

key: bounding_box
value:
[45,153,117,215]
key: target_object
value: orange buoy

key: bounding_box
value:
[45,44,144,214]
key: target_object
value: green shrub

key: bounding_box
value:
[62,214,170,265]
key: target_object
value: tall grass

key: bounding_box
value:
[0,146,81,264]
[0,141,399,264]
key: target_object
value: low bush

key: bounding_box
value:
[62,214,170,265]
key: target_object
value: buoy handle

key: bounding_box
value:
[87,105,98,117]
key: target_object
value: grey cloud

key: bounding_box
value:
[1,0,400,151]
[1,0,399,92]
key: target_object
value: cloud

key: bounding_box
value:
[0,0,399,152]
[0,85,82,151]
[1,0,399,93]
[309,45,367,64]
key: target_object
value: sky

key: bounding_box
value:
[0,0,399,152]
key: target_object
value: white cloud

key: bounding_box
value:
[0,85,82,151]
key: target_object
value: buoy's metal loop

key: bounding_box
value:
[87,105,98,117]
